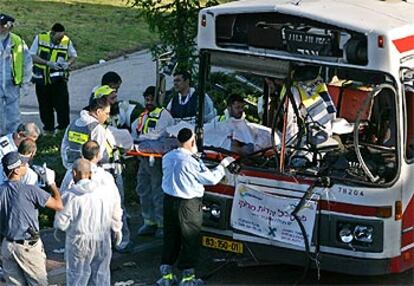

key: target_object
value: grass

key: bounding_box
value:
[0,0,158,68]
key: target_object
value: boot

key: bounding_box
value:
[156,264,177,286]
[178,268,204,286]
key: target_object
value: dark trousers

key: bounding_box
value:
[35,80,70,131]
[161,194,203,270]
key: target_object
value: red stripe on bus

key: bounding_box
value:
[402,194,414,229]
[393,35,414,53]
[205,184,235,196]
[402,231,414,248]
[389,248,414,273]
[318,200,379,217]
[239,169,313,184]
[205,184,381,217]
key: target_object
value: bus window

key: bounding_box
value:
[406,85,414,159]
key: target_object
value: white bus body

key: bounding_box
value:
[196,0,414,275]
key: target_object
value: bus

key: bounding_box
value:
[196,0,414,275]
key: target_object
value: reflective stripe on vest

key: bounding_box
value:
[66,121,113,165]
[137,107,163,135]
[281,82,333,126]
[297,82,333,126]
[33,32,70,84]
[10,33,24,86]
[218,114,226,122]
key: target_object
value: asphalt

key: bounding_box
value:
[20,49,162,126]
[7,50,165,286]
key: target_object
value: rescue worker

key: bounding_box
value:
[30,23,77,135]
[157,128,235,286]
[61,96,132,251]
[133,86,174,238]
[0,151,63,285]
[0,14,33,135]
[215,94,255,155]
[60,140,121,195]
[281,65,336,145]
[61,96,113,170]
[54,158,123,286]
[279,65,336,168]
[91,76,144,130]
[0,122,41,182]
[166,71,216,124]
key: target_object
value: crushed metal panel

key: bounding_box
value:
[210,51,290,78]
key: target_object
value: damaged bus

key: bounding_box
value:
[196,0,414,275]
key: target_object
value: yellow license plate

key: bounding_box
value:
[202,236,243,254]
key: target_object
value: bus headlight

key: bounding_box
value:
[210,205,221,219]
[338,224,354,243]
[353,225,373,243]
[202,204,221,221]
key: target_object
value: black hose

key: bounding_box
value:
[291,177,330,285]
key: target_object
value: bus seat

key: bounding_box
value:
[327,85,372,122]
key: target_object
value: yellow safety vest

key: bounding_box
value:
[33,31,70,85]
[10,33,24,86]
[137,107,163,135]
[281,82,332,126]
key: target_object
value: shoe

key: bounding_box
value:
[116,241,134,253]
[156,264,177,286]
[137,224,157,236]
[155,228,164,239]
[43,130,55,137]
[179,269,204,286]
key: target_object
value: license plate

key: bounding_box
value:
[202,236,243,254]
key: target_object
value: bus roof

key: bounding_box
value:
[204,0,414,35]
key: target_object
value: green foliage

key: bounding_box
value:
[207,72,262,122]
[130,0,218,72]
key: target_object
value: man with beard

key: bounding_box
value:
[166,71,216,124]
[132,86,174,238]
[156,128,235,286]
[91,74,144,130]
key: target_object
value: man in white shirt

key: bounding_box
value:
[157,128,235,286]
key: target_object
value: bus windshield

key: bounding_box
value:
[199,52,399,186]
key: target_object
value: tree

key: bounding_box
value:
[130,0,219,72]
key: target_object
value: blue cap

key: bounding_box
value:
[2,151,29,173]
[0,14,15,26]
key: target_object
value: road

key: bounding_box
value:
[20,50,157,128]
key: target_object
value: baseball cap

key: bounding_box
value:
[2,151,29,173]
[0,14,15,26]
[93,85,116,98]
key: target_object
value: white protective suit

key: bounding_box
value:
[54,178,122,286]
[0,34,33,135]
[59,162,118,194]
[203,115,280,153]
[61,110,111,170]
